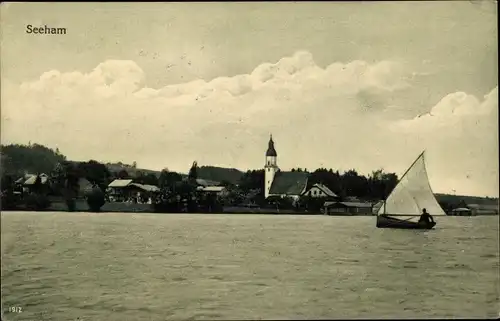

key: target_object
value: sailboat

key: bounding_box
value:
[376,150,446,229]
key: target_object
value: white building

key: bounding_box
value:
[264,135,308,200]
[303,183,338,199]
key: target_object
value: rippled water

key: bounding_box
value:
[1,212,499,320]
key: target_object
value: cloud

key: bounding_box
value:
[390,87,498,196]
[1,51,497,196]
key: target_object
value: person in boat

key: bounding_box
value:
[419,208,434,224]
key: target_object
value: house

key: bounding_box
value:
[264,135,309,201]
[197,185,227,196]
[107,179,134,201]
[133,183,160,193]
[23,173,49,185]
[463,203,498,216]
[15,174,32,185]
[196,178,220,187]
[17,173,50,194]
[324,201,373,215]
[450,207,473,216]
[107,179,160,202]
[302,183,338,199]
[108,178,133,189]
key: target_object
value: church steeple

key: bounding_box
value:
[266,134,277,157]
[264,134,278,199]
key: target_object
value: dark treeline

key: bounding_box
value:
[153,161,223,213]
[2,143,496,213]
[235,168,398,201]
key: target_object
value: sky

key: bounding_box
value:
[0,1,498,197]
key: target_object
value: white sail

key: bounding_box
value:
[378,151,446,216]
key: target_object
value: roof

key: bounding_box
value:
[24,174,49,185]
[196,178,220,187]
[197,186,226,193]
[269,172,308,196]
[306,183,338,197]
[325,201,373,208]
[15,174,33,184]
[130,183,160,192]
[108,179,133,188]
[266,135,277,157]
[452,207,472,212]
[79,177,94,192]
[466,203,499,211]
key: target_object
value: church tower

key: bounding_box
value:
[264,134,279,198]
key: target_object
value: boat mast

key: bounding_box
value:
[398,150,426,184]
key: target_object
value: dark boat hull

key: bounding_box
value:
[376,215,436,229]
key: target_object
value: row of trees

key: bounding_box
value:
[153,162,223,213]
[234,168,398,200]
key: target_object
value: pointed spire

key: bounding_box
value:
[266,133,277,157]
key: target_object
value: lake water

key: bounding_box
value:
[1,212,499,320]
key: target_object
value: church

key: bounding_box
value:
[264,135,309,200]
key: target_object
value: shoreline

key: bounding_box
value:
[2,209,497,216]
[0,205,371,216]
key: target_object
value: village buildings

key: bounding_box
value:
[263,135,374,214]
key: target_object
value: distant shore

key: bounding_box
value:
[2,200,497,216]
[0,200,356,215]
[2,209,498,216]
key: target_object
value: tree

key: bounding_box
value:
[188,161,198,181]
[78,160,111,189]
[238,170,264,192]
[143,173,159,186]
[117,169,130,179]
[24,193,51,211]
[159,169,182,189]
[219,180,234,188]
[1,174,19,210]
[51,161,80,211]
[32,174,43,194]
[86,186,106,212]
[367,169,398,200]
[221,186,245,206]
[341,169,369,197]
[196,166,244,184]
[307,168,342,196]
[1,174,14,192]
[135,171,159,186]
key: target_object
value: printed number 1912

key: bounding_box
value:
[8,306,23,313]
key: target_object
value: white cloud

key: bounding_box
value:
[1,51,497,196]
[390,87,498,196]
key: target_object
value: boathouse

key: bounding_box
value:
[324,201,373,215]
